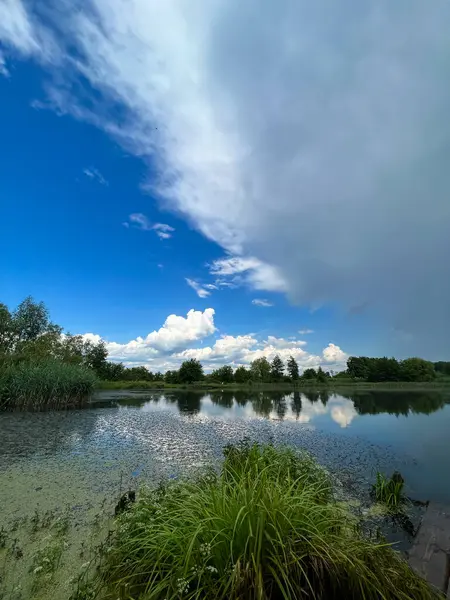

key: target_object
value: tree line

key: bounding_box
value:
[1,297,449,385]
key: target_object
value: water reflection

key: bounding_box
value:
[116,389,448,426]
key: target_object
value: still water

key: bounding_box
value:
[1,389,449,513]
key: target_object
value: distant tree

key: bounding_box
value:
[211,365,234,384]
[287,355,299,380]
[101,361,126,381]
[234,365,251,383]
[84,340,109,375]
[270,355,284,381]
[123,366,154,381]
[302,368,317,380]
[178,359,204,384]
[400,358,435,382]
[164,370,179,384]
[153,371,164,382]
[250,357,271,382]
[0,303,14,357]
[316,366,329,384]
[434,361,450,376]
[347,356,371,380]
[367,357,400,382]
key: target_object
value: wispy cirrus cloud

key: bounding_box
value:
[83,167,108,186]
[185,278,211,299]
[252,299,273,307]
[299,329,314,335]
[3,0,450,356]
[126,213,175,239]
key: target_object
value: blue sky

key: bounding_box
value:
[1,0,450,370]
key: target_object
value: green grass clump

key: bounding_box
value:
[101,442,438,599]
[0,360,98,410]
[373,472,405,510]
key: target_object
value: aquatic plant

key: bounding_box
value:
[373,471,405,510]
[0,360,98,410]
[100,442,438,599]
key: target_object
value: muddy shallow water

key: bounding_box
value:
[1,389,449,598]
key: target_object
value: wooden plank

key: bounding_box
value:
[408,503,450,593]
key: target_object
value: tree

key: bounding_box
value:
[400,358,435,382]
[316,366,329,384]
[287,355,299,380]
[367,357,400,382]
[13,296,61,343]
[234,365,251,383]
[164,370,179,384]
[211,365,234,384]
[302,368,317,380]
[84,340,109,376]
[270,355,284,381]
[100,361,126,381]
[250,357,271,382]
[178,359,204,384]
[347,356,371,380]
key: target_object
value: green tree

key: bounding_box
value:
[270,355,284,381]
[211,365,234,384]
[101,361,126,381]
[316,366,329,384]
[302,368,317,380]
[154,371,164,382]
[164,370,179,384]
[250,357,271,382]
[400,358,435,382]
[234,365,251,383]
[13,296,62,343]
[287,356,299,380]
[178,359,204,384]
[347,356,371,380]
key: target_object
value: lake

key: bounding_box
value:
[1,389,449,599]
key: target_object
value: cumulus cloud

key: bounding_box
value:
[3,0,450,355]
[101,308,216,364]
[185,278,211,298]
[252,299,273,307]
[126,213,175,239]
[83,167,108,185]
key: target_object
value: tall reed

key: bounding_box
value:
[0,360,98,410]
[101,442,438,599]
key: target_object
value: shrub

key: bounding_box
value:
[101,443,437,599]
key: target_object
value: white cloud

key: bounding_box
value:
[299,329,314,335]
[0,50,8,76]
[210,256,287,293]
[322,343,347,365]
[185,278,211,298]
[3,0,450,354]
[127,213,175,239]
[83,167,108,185]
[102,308,216,363]
[252,299,273,307]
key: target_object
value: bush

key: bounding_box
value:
[0,360,98,410]
[101,443,438,599]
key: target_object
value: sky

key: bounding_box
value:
[1,0,450,372]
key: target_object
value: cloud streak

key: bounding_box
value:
[3,0,450,356]
[126,213,175,239]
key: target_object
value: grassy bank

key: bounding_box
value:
[0,361,98,410]
[98,379,450,392]
[96,443,438,600]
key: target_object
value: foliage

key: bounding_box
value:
[101,443,438,600]
[286,355,299,380]
[373,472,405,510]
[233,365,251,383]
[0,360,98,410]
[178,359,204,384]
[302,367,317,380]
[347,356,436,383]
[249,357,271,382]
[210,365,234,384]
[270,354,284,381]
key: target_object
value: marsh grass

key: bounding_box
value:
[0,361,98,410]
[101,442,438,600]
[373,472,405,511]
